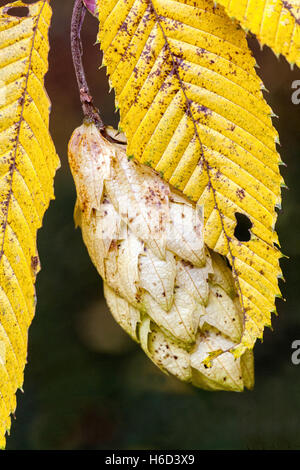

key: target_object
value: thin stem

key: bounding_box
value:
[71,0,104,129]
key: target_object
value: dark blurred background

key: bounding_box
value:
[2,0,300,450]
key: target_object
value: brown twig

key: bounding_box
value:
[71,0,104,129]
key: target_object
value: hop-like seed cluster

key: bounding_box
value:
[68,122,254,392]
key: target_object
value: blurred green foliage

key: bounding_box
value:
[3,0,300,450]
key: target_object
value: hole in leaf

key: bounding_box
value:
[234,212,252,242]
[6,6,29,17]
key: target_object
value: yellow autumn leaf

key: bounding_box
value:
[215,0,300,67]
[97,0,284,362]
[0,0,59,448]
[286,0,300,19]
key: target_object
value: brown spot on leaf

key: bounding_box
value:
[236,188,245,200]
[31,255,39,275]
